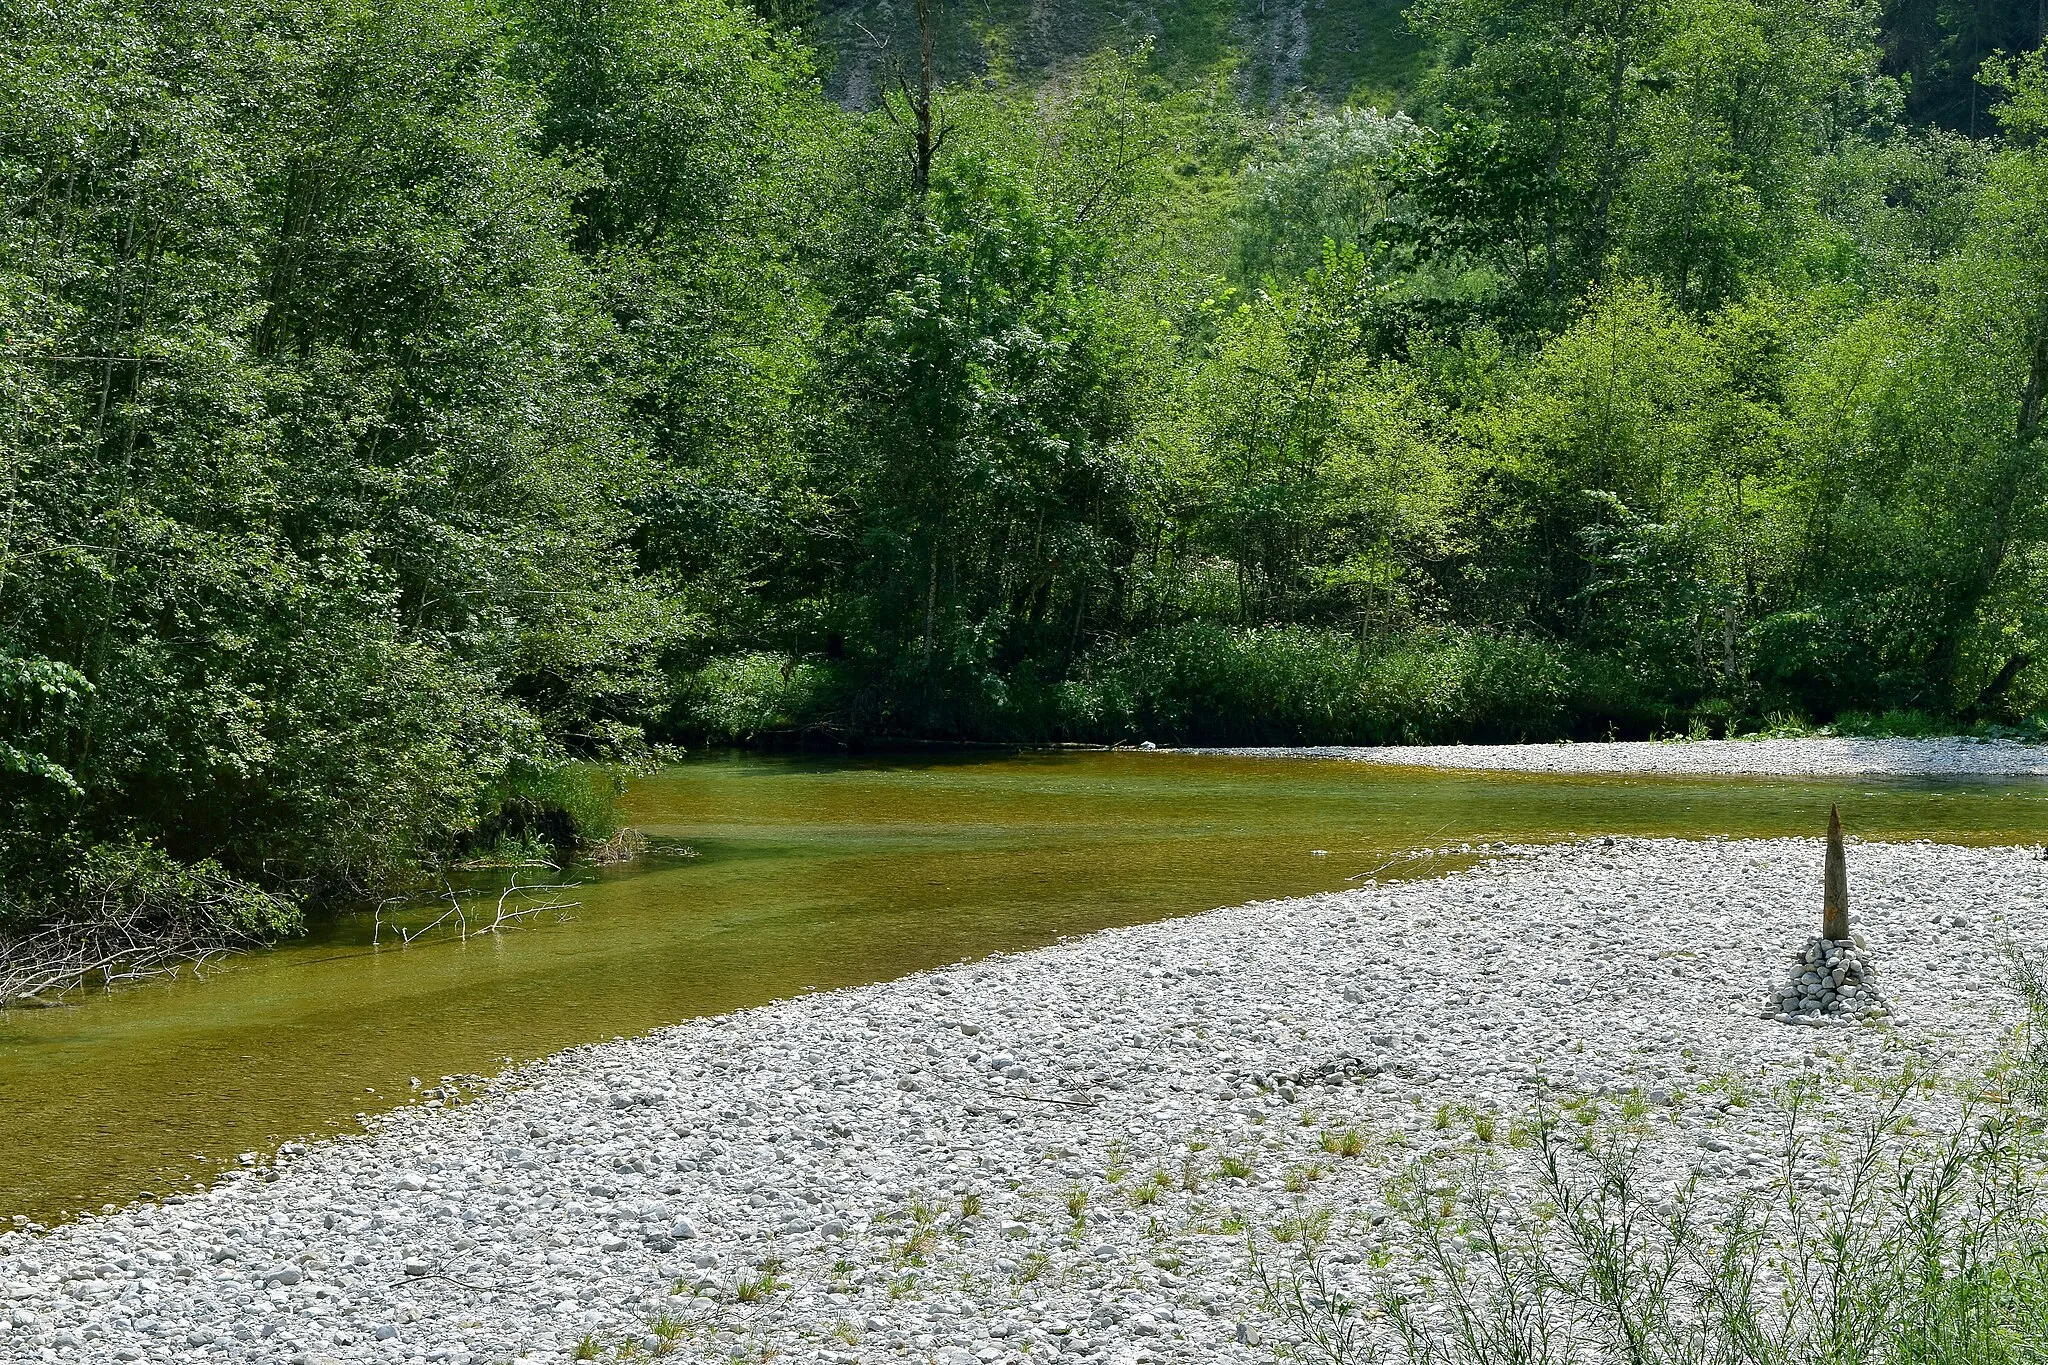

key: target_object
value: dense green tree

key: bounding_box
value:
[8,0,2048,948]
[0,0,660,923]
[1407,0,1891,323]
[1884,0,2046,131]
[811,153,1145,727]
[1170,246,1457,629]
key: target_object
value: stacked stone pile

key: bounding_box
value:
[1763,804,1890,1027]
[1764,937,1888,1026]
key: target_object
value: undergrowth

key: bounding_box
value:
[1251,956,2048,1365]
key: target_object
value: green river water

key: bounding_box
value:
[3,751,2045,1224]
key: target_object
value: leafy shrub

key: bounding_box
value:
[68,841,300,942]
[0,840,300,1003]
[1832,708,1957,738]
[672,652,835,740]
[468,761,628,856]
[1058,625,1647,745]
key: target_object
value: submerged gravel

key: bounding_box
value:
[4,837,2047,1364]
[1196,736,2048,776]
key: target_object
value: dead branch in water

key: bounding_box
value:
[0,851,293,1007]
[372,873,581,947]
[0,914,245,1007]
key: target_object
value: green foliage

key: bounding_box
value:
[471,761,628,856]
[0,0,695,927]
[0,655,90,793]
[5,0,2047,942]
[1060,625,1624,745]
[1407,0,1895,324]
[1230,108,1422,283]
[807,87,1156,732]
[673,653,833,740]
[68,841,300,943]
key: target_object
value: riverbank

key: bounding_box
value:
[3,835,2044,1363]
[1195,734,2048,777]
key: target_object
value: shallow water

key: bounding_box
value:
[2,751,2044,1223]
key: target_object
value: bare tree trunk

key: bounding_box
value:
[892,0,947,195]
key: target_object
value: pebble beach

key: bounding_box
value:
[3,741,2046,1365]
[1198,735,2048,777]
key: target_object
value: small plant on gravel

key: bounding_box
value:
[827,1320,859,1346]
[1179,1152,1204,1191]
[732,1271,779,1303]
[573,1334,601,1361]
[1130,1180,1160,1206]
[1249,1226,1358,1365]
[1320,1127,1365,1158]
[893,1225,937,1265]
[1012,1251,1049,1284]
[1272,1208,1332,1246]
[1104,1140,1129,1183]
[960,1191,983,1218]
[1219,1155,1254,1180]
[1284,1161,1328,1192]
[1064,1183,1089,1224]
[649,1313,685,1355]
[1472,1112,1497,1144]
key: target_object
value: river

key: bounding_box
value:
[2,750,2043,1224]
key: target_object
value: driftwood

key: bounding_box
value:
[372,874,581,947]
[0,913,248,1007]
[1824,803,1850,941]
[3,867,585,1006]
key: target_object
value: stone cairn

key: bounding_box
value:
[1762,805,1890,1027]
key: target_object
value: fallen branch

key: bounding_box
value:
[372,874,583,947]
[1,915,248,1006]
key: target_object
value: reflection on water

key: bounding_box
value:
[2,751,2044,1222]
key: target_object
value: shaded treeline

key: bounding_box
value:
[3,0,2047,933]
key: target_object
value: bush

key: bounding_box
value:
[1057,625,1647,745]
[70,841,300,942]
[1,841,300,1004]
[670,652,835,741]
[467,761,628,857]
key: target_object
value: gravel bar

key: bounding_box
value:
[5,838,2047,1365]
[1191,736,2048,776]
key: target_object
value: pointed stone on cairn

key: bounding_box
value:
[1823,803,1849,941]
[1762,806,1889,1028]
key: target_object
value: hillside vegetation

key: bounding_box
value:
[3,0,2047,938]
